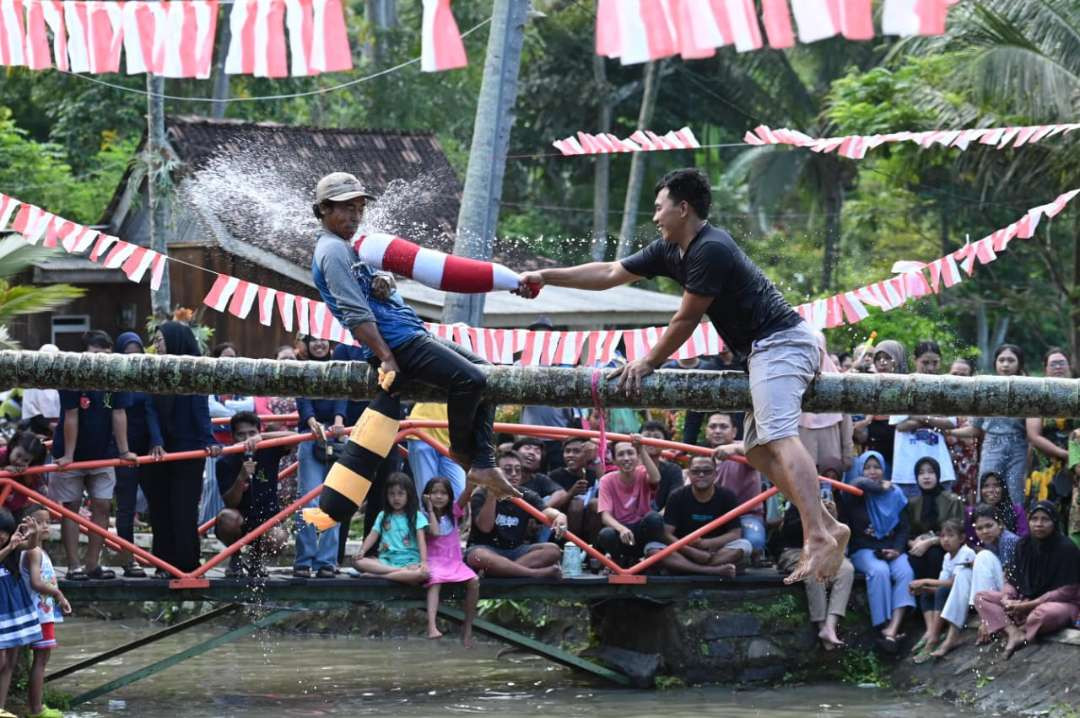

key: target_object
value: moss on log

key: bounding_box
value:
[0,350,1078,416]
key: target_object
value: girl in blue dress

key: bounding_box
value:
[0,507,41,718]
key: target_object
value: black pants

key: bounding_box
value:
[140,458,204,572]
[114,465,140,544]
[596,511,665,564]
[387,335,495,469]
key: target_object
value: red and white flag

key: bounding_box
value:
[149,252,167,290]
[712,0,763,52]
[0,194,19,231]
[421,0,466,72]
[0,0,26,66]
[760,0,794,48]
[294,295,311,336]
[203,274,241,312]
[124,0,218,78]
[667,0,723,59]
[790,0,838,43]
[257,286,277,326]
[228,280,259,319]
[275,291,295,332]
[64,0,123,74]
[882,0,948,36]
[226,0,287,77]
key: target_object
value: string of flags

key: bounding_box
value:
[596,0,955,65]
[553,126,700,156]
[0,0,352,78]
[2,188,1077,365]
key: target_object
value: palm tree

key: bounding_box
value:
[0,236,84,349]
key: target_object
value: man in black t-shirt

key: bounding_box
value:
[215,412,293,577]
[513,438,569,511]
[644,455,752,576]
[547,436,600,541]
[517,168,849,584]
[465,451,569,578]
[639,420,685,510]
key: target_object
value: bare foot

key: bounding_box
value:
[468,467,522,499]
[535,564,562,579]
[1003,632,1027,659]
[818,626,845,650]
[427,628,443,640]
[462,631,474,649]
[785,523,849,584]
[976,623,992,645]
[710,563,737,579]
[930,636,962,658]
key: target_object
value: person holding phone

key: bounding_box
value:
[595,436,663,567]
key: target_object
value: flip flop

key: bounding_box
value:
[65,567,88,581]
[123,563,147,578]
[86,566,116,580]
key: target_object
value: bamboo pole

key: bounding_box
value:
[1,350,1078,416]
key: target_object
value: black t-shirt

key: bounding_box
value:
[662,484,739,539]
[216,446,286,526]
[621,224,800,357]
[548,467,597,492]
[469,487,546,550]
[523,472,562,499]
[653,460,684,510]
[52,389,132,461]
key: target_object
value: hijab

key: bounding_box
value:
[915,457,943,529]
[874,340,909,374]
[153,321,202,418]
[800,330,843,429]
[853,450,907,539]
[114,331,144,353]
[979,472,1018,534]
[1014,501,1080,598]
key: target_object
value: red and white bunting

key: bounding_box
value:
[149,251,167,290]
[227,280,259,319]
[203,274,240,312]
[123,0,218,78]
[0,194,20,231]
[225,0,350,77]
[421,0,466,72]
[256,286,276,326]
[275,291,295,332]
[294,295,311,336]
[595,0,948,63]
[0,0,26,67]
[553,126,699,156]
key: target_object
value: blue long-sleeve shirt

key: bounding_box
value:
[154,395,216,452]
[311,230,426,361]
[330,343,370,425]
[296,396,344,431]
[126,393,164,455]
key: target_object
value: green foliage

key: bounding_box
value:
[838,648,889,687]
[739,593,805,628]
[825,303,977,361]
[654,675,687,690]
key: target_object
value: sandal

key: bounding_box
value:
[292,567,311,579]
[315,566,336,579]
[86,566,116,580]
[123,563,147,579]
[912,649,936,664]
[65,567,88,582]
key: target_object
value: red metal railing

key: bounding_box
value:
[0,418,862,588]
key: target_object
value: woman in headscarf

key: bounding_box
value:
[949,344,1029,503]
[904,457,964,654]
[964,471,1029,545]
[113,331,163,578]
[798,331,854,474]
[1024,348,1075,508]
[142,322,221,574]
[891,341,957,498]
[974,501,1080,658]
[293,335,348,579]
[851,340,907,480]
[837,450,914,651]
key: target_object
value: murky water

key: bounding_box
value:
[50,617,969,717]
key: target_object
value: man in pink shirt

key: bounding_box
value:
[595,435,663,566]
[708,413,767,557]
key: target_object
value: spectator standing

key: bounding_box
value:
[661,354,719,446]
[945,358,980,504]
[214,412,292,577]
[639,420,685,511]
[595,437,664,566]
[851,340,907,480]
[294,335,347,579]
[51,330,137,581]
[465,452,566,578]
[646,454,748,575]
[949,344,1029,503]
[253,344,300,431]
[892,342,957,496]
[19,344,59,422]
[964,471,1028,545]
[113,332,162,578]
[778,495,854,650]
[839,450,914,652]
[798,333,853,475]
[1069,430,1080,547]
[407,403,465,499]
[143,322,222,574]
[547,437,599,541]
[1025,349,1075,506]
[708,413,767,557]
[974,501,1080,658]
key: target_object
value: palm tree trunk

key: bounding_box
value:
[590,53,612,262]
[1071,210,1080,374]
[615,60,662,260]
[820,178,842,291]
[3,351,1078,416]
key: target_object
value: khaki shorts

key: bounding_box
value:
[743,322,820,452]
[49,467,116,503]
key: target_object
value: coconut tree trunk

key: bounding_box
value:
[820,175,842,292]
[1071,210,1080,375]
[3,351,1078,416]
[615,60,662,260]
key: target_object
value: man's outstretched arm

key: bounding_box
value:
[518,262,640,296]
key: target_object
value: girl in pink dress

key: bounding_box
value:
[423,477,479,646]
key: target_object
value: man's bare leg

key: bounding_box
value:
[746,437,849,582]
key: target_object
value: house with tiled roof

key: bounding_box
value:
[17,117,679,356]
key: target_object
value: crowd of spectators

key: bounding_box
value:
[0,328,1078,659]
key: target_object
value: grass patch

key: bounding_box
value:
[838,648,889,687]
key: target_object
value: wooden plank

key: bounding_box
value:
[46,604,240,683]
[433,605,630,686]
[68,609,299,707]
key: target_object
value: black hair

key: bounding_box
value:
[382,472,420,539]
[16,415,52,438]
[561,436,587,449]
[212,342,238,358]
[230,411,262,435]
[0,507,18,573]
[972,503,1002,524]
[707,412,734,425]
[1043,346,1071,368]
[17,503,46,522]
[639,420,670,439]
[689,453,716,465]
[939,518,964,538]
[951,357,977,375]
[993,343,1025,373]
[837,352,852,365]
[6,432,45,468]
[979,472,1018,532]
[914,340,941,359]
[82,330,113,350]
[654,168,711,219]
[422,477,456,524]
[512,437,544,452]
[312,202,324,220]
